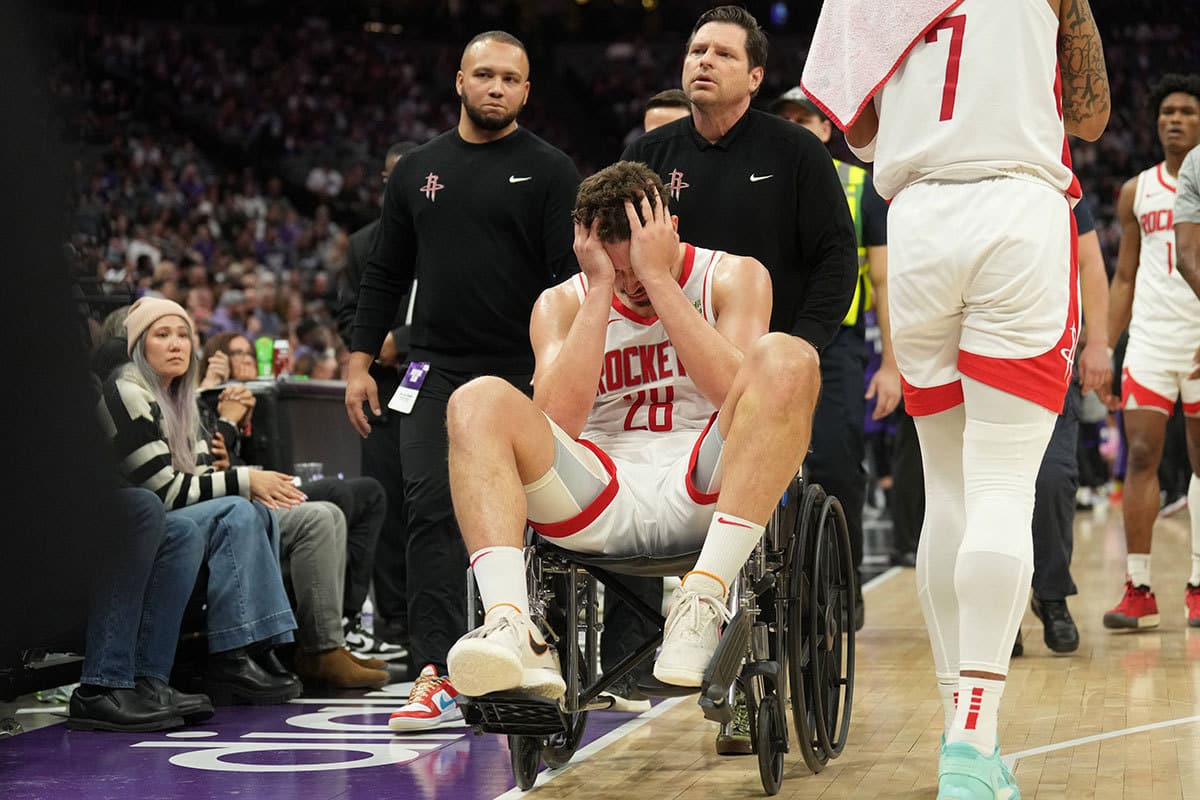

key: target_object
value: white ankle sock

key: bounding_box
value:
[1127,553,1152,589]
[470,546,530,621]
[947,676,1005,755]
[685,513,765,599]
[1189,475,1200,586]
[937,676,958,732]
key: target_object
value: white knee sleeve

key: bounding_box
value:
[956,377,1057,675]
[914,404,966,682]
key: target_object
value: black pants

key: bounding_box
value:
[399,364,532,673]
[361,366,409,642]
[1031,382,1081,601]
[302,476,388,619]
[890,403,924,558]
[601,575,661,678]
[806,326,867,571]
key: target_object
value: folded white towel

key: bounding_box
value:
[800,0,964,131]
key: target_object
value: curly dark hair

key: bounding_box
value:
[572,161,669,243]
[1148,73,1200,115]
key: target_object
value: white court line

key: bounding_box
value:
[242,732,462,740]
[1003,714,1200,769]
[491,695,690,799]
[15,706,66,715]
[286,698,404,706]
[862,565,903,593]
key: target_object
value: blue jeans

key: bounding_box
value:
[169,497,296,653]
[82,488,206,688]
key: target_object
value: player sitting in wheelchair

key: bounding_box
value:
[445,160,822,699]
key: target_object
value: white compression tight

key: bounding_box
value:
[915,377,1058,680]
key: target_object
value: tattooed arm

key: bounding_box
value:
[1055,0,1110,141]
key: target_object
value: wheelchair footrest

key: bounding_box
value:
[636,676,701,698]
[697,609,753,724]
[458,693,568,737]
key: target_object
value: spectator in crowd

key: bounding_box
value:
[345,30,579,731]
[337,141,418,654]
[621,5,857,754]
[99,296,304,704]
[68,487,214,732]
[200,333,404,668]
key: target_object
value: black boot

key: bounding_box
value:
[205,648,303,705]
[134,676,214,723]
[67,685,184,732]
[1031,595,1079,653]
[251,647,299,680]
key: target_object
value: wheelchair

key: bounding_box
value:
[458,476,856,796]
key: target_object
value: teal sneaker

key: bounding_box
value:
[937,740,1021,800]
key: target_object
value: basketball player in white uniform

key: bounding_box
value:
[839,1,1109,797]
[1105,74,1200,632]
[440,160,821,699]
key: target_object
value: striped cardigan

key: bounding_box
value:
[98,376,251,510]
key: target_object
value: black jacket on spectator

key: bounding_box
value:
[622,109,857,351]
[352,127,580,373]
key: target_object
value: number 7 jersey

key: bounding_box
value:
[572,243,723,463]
[869,0,1079,201]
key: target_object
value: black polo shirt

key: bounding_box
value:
[623,108,858,350]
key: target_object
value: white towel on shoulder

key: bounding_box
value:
[800,0,964,131]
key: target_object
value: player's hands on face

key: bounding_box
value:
[1077,339,1114,405]
[573,218,615,288]
[625,186,678,284]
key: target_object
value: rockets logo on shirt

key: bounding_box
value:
[597,341,688,395]
[666,169,689,201]
[421,173,444,202]
[1139,208,1172,235]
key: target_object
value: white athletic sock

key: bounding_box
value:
[1189,475,1200,586]
[937,676,959,732]
[948,676,1005,755]
[1127,553,1152,589]
[470,546,531,622]
[684,513,765,599]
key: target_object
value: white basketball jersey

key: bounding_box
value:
[574,244,721,462]
[871,0,1079,201]
[1129,162,1200,359]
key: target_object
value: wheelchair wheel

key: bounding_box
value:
[808,495,855,759]
[785,483,829,773]
[509,735,542,791]
[755,693,786,796]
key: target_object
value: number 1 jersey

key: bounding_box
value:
[573,243,723,463]
[868,0,1078,201]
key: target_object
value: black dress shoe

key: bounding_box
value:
[205,648,303,705]
[1011,627,1024,658]
[67,685,184,732]
[1031,596,1079,653]
[135,676,214,723]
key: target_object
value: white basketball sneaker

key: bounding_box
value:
[447,613,566,700]
[653,588,731,687]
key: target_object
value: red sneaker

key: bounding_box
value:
[1187,584,1200,628]
[388,664,462,731]
[1103,581,1159,630]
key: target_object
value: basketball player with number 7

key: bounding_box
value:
[803,0,1109,797]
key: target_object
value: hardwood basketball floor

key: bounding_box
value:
[524,503,1200,800]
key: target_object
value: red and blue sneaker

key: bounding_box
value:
[388,664,462,731]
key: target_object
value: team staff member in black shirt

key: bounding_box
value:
[622,6,856,351]
[345,30,579,731]
[621,5,856,756]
